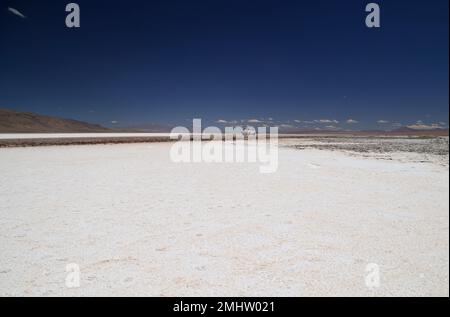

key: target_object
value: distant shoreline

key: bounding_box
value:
[0,133,448,148]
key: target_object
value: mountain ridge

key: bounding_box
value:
[0,108,111,133]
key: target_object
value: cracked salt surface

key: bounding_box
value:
[0,141,448,296]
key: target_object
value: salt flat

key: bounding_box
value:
[0,141,448,296]
[0,133,172,139]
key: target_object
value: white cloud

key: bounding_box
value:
[247,119,262,123]
[325,125,340,130]
[406,123,443,130]
[110,121,118,124]
[346,119,358,124]
[377,120,389,124]
[216,119,228,124]
[315,119,339,124]
[8,7,26,19]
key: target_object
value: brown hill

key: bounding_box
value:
[0,109,111,133]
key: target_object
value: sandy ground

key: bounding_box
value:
[0,141,448,296]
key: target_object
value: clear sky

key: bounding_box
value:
[0,0,448,130]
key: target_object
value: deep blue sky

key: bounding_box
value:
[0,0,448,130]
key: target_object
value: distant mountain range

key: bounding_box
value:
[0,109,111,133]
[277,127,448,136]
[0,109,175,133]
[0,108,448,136]
[115,123,174,133]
